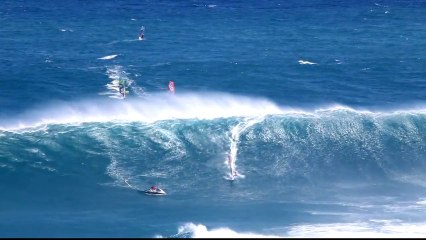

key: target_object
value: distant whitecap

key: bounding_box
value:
[98,54,118,60]
[298,60,317,65]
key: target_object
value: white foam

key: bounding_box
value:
[2,94,426,132]
[298,60,317,65]
[335,59,343,64]
[98,54,118,60]
[168,221,426,238]
[0,92,284,131]
[172,223,280,238]
[313,104,375,115]
[286,221,426,238]
[103,65,138,98]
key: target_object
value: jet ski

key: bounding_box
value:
[143,186,166,196]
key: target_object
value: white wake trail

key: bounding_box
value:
[226,116,264,180]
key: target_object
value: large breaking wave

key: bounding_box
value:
[1,92,426,193]
[1,92,426,237]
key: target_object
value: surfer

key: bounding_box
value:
[228,154,237,177]
[118,79,125,96]
[139,26,145,40]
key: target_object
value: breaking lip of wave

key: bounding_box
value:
[164,221,426,238]
[1,91,426,131]
[0,92,286,131]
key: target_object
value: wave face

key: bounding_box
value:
[1,94,426,237]
[2,96,426,189]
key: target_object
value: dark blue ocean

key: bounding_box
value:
[1,0,426,237]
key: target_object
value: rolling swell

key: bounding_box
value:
[1,96,426,203]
